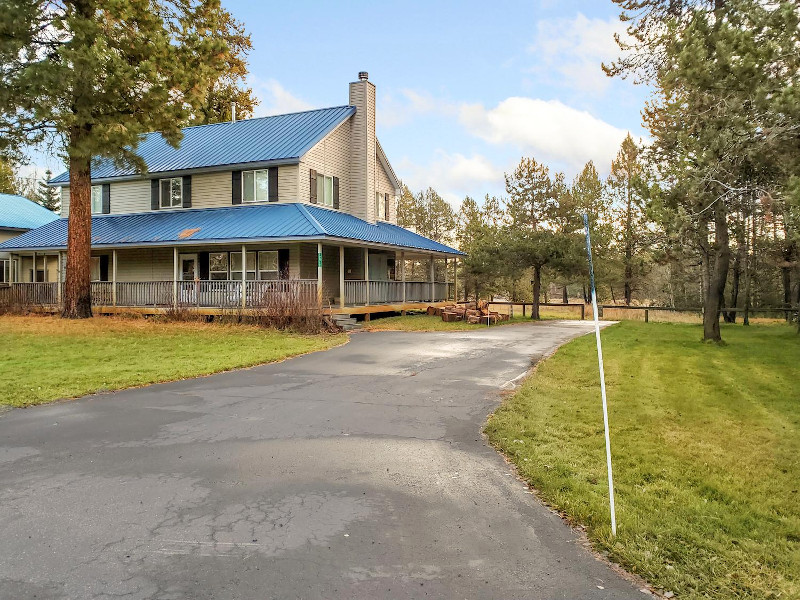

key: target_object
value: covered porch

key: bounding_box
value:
[4,241,456,314]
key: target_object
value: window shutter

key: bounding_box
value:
[150,179,159,210]
[309,169,317,204]
[333,177,340,209]
[198,252,209,280]
[278,248,290,280]
[384,193,389,220]
[231,171,242,205]
[182,176,192,208]
[99,255,109,282]
[101,184,110,214]
[268,167,279,202]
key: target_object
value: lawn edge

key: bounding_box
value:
[481,322,658,598]
[361,319,566,333]
[5,333,350,410]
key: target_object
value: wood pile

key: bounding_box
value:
[434,300,509,325]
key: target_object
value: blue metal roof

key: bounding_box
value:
[49,106,356,184]
[0,194,59,231]
[0,203,464,255]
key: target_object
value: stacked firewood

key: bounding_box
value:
[432,301,509,325]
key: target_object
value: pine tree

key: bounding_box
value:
[1,0,249,318]
[36,170,60,212]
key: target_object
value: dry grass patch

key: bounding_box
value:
[0,314,346,407]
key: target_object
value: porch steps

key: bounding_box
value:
[332,314,362,331]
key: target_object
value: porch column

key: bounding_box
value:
[56,252,62,304]
[453,257,458,302]
[429,257,435,303]
[172,247,178,308]
[32,251,36,283]
[112,249,118,306]
[444,257,448,301]
[400,251,406,305]
[241,244,247,308]
[339,245,345,309]
[364,248,370,306]
[317,242,323,305]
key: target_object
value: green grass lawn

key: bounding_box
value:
[485,321,800,599]
[363,313,537,331]
[0,315,346,407]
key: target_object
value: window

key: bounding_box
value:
[316,174,334,207]
[231,251,256,280]
[375,192,386,220]
[90,185,103,214]
[258,251,279,280]
[0,260,8,283]
[90,257,101,282]
[209,252,229,281]
[243,170,269,203]
[160,177,182,208]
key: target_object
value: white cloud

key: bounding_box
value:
[378,89,457,128]
[459,97,630,172]
[397,151,506,207]
[527,13,628,94]
[250,77,314,117]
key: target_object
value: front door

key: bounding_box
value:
[179,254,198,281]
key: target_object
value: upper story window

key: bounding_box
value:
[316,174,334,207]
[160,177,182,208]
[243,170,269,203]
[91,185,103,214]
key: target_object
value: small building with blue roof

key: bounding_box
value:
[0,193,59,284]
[0,74,463,314]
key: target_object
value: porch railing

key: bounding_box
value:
[0,282,59,306]
[344,280,452,305]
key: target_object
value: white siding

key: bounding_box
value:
[109,180,150,214]
[277,166,298,203]
[60,187,70,217]
[191,172,231,209]
[115,248,173,281]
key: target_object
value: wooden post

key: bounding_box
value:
[453,257,458,302]
[523,303,526,317]
[364,248,370,306]
[173,247,178,309]
[645,308,649,323]
[400,251,406,306]
[317,242,323,305]
[112,249,117,306]
[241,244,247,308]
[339,245,345,309]
[56,252,62,304]
[580,303,585,320]
[429,257,435,302]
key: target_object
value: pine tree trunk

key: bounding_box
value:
[624,181,633,305]
[531,265,541,320]
[703,200,730,342]
[62,154,93,319]
[725,246,742,323]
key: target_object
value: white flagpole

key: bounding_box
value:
[583,213,617,536]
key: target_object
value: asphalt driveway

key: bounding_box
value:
[0,320,644,600]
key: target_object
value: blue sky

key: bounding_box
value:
[30,0,651,207]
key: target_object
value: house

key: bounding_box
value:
[0,73,462,315]
[0,193,59,286]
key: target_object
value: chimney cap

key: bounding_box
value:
[358,71,369,81]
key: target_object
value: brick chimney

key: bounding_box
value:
[349,72,377,222]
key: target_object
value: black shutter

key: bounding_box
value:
[101,184,110,214]
[99,255,109,282]
[268,167,278,202]
[384,193,389,220]
[278,249,290,280]
[182,175,192,208]
[198,251,210,280]
[333,177,339,209]
[231,171,242,204]
[309,169,317,204]
[150,179,159,210]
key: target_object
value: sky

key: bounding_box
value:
[27,0,651,208]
